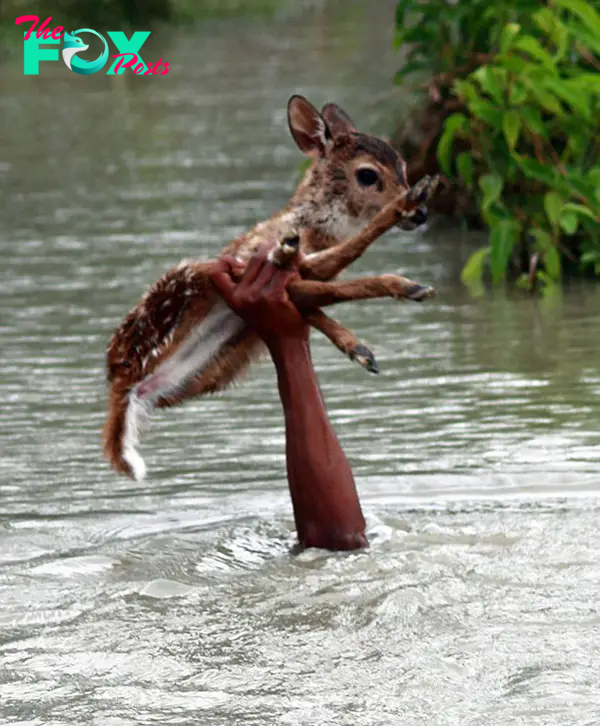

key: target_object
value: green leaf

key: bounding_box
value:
[503,110,521,151]
[543,245,561,281]
[395,0,411,28]
[538,270,560,296]
[461,246,490,288]
[561,203,598,221]
[587,170,600,204]
[573,73,600,92]
[437,113,467,175]
[500,23,521,53]
[560,211,579,234]
[479,173,504,215]
[523,80,564,116]
[472,65,504,103]
[532,7,555,34]
[537,9,570,60]
[394,60,428,82]
[581,250,600,268]
[544,192,563,230]
[563,171,598,205]
[454,79,479,104]
[532,7,569,60]
[490,219,520,284]
[468,100,504,128]
[553,0,600,38]
[520,106,549,139]
[548,79,590,119]
[514,35,556,69]
[456,152,474,187]
[514,155,558,186]
[570,23,600,56]
[500,56,529,74]
[393,29,405,50]
[531,228,561,281]
[563,133,587,163]
[508,83,528,105]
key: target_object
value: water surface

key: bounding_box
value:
[1,3,600,724]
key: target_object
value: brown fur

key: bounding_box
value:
[104,96,436,477]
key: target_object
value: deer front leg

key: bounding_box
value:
[306,309,379,374]
[290,274,435,310]
[300,175,439,281]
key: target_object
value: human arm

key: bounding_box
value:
[210,252,367,550]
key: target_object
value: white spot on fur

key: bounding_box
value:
[122,394,151,482]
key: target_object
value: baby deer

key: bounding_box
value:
[104,95,439,480]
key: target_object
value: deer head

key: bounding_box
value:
[287,95,427,239]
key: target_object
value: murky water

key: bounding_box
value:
[2,3,600,724]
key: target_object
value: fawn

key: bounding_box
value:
[104,95,439,480]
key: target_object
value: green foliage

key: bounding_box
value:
[395,0,600,289]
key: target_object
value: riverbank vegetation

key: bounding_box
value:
[394,0,600,291]
[5,0,598,292]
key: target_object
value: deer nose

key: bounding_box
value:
[411,207,428,226]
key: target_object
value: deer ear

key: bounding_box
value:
[321,103,356,138]
[287,95,331,158]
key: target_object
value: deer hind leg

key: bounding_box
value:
[289,274,435,310]
[155,327,265,407]
[156,307,381,399]
[305,309,379,374]
[108,327,265,481]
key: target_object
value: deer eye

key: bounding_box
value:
[355,168,380,187]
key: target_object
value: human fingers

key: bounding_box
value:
[209,268,237,307]
[239,244,274,287]
[247,254,281,295]
[219,255,245,280]
[265,266,300,300]
[207,257,231,276]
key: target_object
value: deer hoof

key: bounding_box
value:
[407,284,436,302]
[407,174,440,205]
[350,344,379,374]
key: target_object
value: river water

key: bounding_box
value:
[2,2,600,724]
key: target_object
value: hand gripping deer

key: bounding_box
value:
[104,95,439,480]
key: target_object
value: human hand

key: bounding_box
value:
[209,245,309,349]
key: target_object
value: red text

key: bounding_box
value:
[111,54,170,75]
[16,15,64,41]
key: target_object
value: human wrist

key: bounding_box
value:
[265,329,310,362]
[267,334,314,395]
